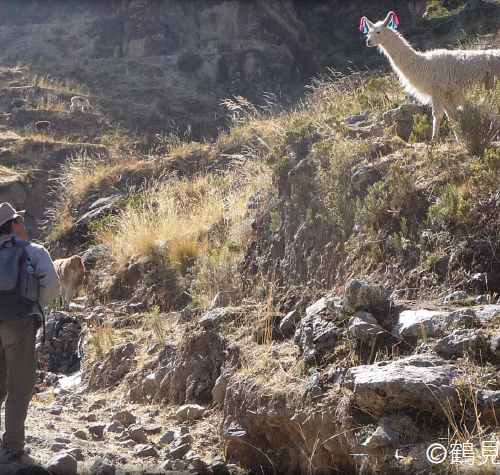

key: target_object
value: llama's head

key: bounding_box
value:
[360,11,399,48]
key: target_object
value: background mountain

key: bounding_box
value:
[0,0,443,139]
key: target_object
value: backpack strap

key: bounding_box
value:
[15,239,45,337]
[0,237,16,250]
[15,239,30,249]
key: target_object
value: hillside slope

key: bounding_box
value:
[4,1,500,474]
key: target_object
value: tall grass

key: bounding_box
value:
[97,161,271,269]
[23,73,89,96]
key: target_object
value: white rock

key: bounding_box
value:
[392,308,475,338]
[211,374,228,405]
[175,404,205,422]
[348,311,384,340]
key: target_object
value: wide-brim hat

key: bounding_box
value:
[0,202,25,227]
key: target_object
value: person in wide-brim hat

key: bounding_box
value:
[0,203,25,227]
[0,201,59,466]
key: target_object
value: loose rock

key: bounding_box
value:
[344,279,386,313]
[89,423,106,438]
[111,410,136,426]
[167,443,191,460]
[134,444,159,457]
[127,424,148,444]
[348,311,384,340]
[211,456,230,475]
[175,404,205,422]
[46,453,77,475]
[158,430,175,445]
[90,457,116,475]
[435,329,479,357]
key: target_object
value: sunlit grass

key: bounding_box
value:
[22,73,89,96]
[98,160,270,268]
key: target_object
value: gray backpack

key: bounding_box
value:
[0,238,39,318]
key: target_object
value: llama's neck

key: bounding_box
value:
[379,30,422,79]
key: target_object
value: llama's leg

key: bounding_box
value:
[65,284,73,310]
[59,285,66,309]
[432,96,445,141]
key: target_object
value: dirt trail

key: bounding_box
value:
[25,373,226,474]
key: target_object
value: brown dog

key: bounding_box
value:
[53,255,85,309]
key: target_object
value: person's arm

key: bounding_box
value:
[32,247,59,308]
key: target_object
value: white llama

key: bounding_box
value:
[360,11,500,139]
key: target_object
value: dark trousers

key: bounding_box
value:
[0,316,36,451]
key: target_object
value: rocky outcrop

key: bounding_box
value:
[127,330,239,405]
[85,342,136,390]
[37,311,82,375]
[222,380,354,475]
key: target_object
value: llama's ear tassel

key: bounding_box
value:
[359,16,369,35]
[389,11,399,30]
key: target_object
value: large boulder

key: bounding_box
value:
[393,308,475,339]
[344,355,460,418]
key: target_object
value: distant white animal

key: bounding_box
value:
[70,96,92,113]
[360,11,500,139]
[35,120,51,133]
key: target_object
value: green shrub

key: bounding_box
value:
[456,83,500,156]
[279,155,294,177]
[428,183,472,224]
[426,5,450,19]
[387,164,420,233]
[409,114,432,143]
[312,141,361,237]
[356,181,390,231]
[270,211,281,232]
[357,77,399,111]
[87,215,117,237]
[147,305,167,342]
[189,248,241,308]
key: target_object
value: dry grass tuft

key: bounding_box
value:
[22,72,89,96]
[237,338,306,394]
[170,239,203,276]
[98,160,270,285]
